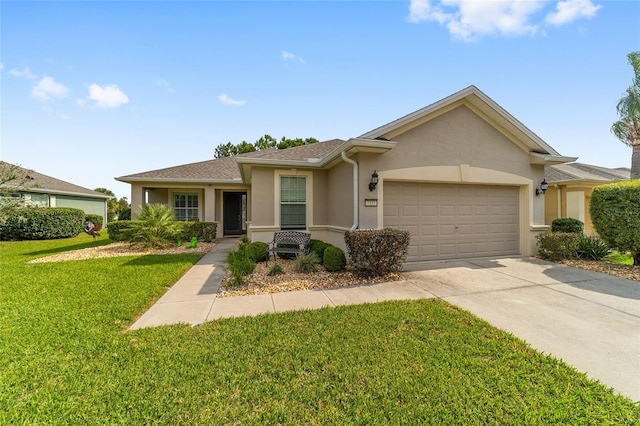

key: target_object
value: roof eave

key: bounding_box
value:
[115,177,241,184]
[14,187,112,199]
[530,153,578,166]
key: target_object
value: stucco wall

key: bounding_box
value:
[379,105,533,176]
[327,161,355,228]
[313,170,328,226]
[250,167,275,226]
[545,184,598,235]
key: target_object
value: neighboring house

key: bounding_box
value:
[544,162,631,235]
[117,86,576,262]
[0,162,111,225]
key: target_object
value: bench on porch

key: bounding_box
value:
[267,231,311,264]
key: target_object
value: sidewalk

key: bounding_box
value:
[129,239,435,329]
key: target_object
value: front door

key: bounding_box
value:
[223,192,246,236]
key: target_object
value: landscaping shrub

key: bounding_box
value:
[246,241,268,262]
[84,214,103,228]
[226,244,256,287]
[294,253,319,273]
[552,218,584,234]
[576,235,610,261]
[590,179,640,265]
[323,246,346,272]
[310,239,331,264]
[181,221,217,242]
[345,228,410,276]
[107,220,141,241]
[129,204,182,249]
[0,207,84,240]
[536,232,580,261]
[268,262,284,276]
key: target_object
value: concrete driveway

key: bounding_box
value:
[403,257,640,402]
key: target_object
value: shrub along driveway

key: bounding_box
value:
[403,257,640,401]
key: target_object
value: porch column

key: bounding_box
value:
[204,186,216,222]
[130,184,146,217]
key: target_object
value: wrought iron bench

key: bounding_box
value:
[267,231,311,264]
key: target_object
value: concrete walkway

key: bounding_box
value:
[129,237,238,330]
[129,243,640,401]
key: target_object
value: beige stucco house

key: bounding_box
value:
[117,86,576,262]
[544,162,631,235]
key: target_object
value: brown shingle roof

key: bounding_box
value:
[0,161,111,198]
[117,139,346,182]
[545,162,631,183]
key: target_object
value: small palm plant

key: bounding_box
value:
[129,204,182,250]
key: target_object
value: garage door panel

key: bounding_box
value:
[384,182,520,261]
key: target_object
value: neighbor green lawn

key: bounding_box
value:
[1,236,638,424]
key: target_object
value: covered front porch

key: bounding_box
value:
[128,182,250,236]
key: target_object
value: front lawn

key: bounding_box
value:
[1,236,638,424]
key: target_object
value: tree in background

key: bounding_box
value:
[94,187,131,221]
[214,134,319,158]
[611,51,640,179]
[0,162,34,224]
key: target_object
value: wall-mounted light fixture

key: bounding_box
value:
[535,179,549,196]
[369,170,379,192]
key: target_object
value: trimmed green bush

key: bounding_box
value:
[551,218,584,234]
[107,220,141,241]
[294,253,319,273]
[576,235,610,261]
[323,246,346,272]
[0,207,84,240]
[181,221,217,242]
[345,228,410,276]
[590,179,640,265]
[536,232,579,261]
[226,244,256,287]
[246,241,268,262]
[310,239,331,264]
[84,214,103,227]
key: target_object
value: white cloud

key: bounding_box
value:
[282,50,306,64]
[87,84,129,108]
[31,76,69,100]
[156,78,176,93]
[546,0,601,26]
[9,66,37,79]
[407,0,601,41]
[218,93,246,106]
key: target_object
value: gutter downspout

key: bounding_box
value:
[341,151,358,232]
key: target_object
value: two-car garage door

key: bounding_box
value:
[384,182,520,262]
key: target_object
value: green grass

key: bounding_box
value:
[1,236,638,424]
[605,251,634,265]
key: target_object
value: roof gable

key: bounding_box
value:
[359,86,575,165]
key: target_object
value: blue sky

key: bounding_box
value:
[2,1,639,199]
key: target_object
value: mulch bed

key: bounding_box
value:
[556,258,639,282]
[218,258,402,298]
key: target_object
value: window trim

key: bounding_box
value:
[274,169,313,230]
[172,192,199,221]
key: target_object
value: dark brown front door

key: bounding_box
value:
[223,192,246,235]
